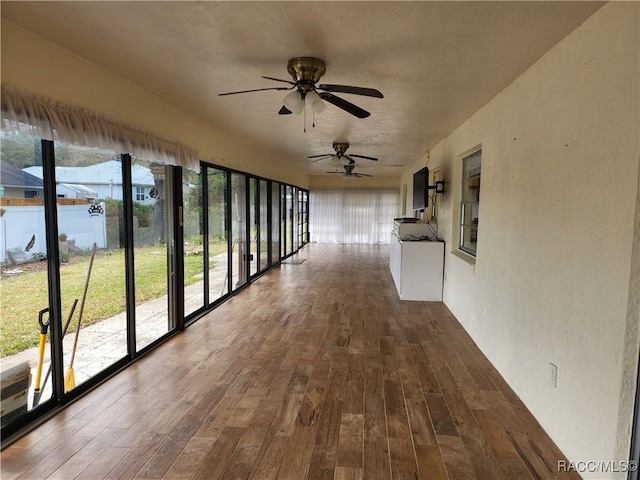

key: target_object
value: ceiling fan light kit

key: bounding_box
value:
[283,90,305,114]
[305,91,325,114]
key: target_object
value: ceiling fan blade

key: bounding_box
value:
[218,86,292,96]
[354,173,373,177]
[311,155,334,163]
[262,76,297,85]
[308,153,334,159]
[318,84,383,98]
[342,155,356,165]
[278,105,292,115]
[349,154,378,161]
[326,171,343,174]
[319,93,370,118]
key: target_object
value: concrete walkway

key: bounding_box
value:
[1,253,230,408]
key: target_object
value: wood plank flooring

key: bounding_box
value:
[1,244,580,480]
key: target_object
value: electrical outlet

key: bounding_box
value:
[549,362,558,388]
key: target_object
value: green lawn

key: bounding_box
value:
[0,244,225,357]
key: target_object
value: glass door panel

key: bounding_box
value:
[54,143,127,391]
[206,167,229,303]
[249,178,258,277]
[259,179,269,271]
[183,169,204,316]
[280,184,286,259]
[271,182,280,263]
[292,187,299,252]
[0,131,54,419]
[230,173,247,290]
[286,185,294,256]
[132,158,173,351]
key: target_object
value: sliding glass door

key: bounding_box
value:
[249,177,258,277]
[206,167,229,304]
[132,158,175,352]
[230,173,248,290]
[259,179,269,271]
[183,169,204,316]
[54,143,128,392]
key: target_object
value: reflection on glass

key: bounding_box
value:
[259,180,269,271]
[0,130,53,420]
[207,167,228,303]
[281,185,286,258]
[183,169,204,315]
[249,178,258,277]
[132,158,173,351]
[272,182,280,263]
[286,185,294,256]
[54,142,127,391]
[231,173,247,289]
[301,190,309,245]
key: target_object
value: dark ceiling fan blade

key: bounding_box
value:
[318,84,383,98]
[354,173,373,177]
[278,105,292,115]
[326,171,344,174]
[311,155,334,163]
[349,154,378,161]
[319,93,370,119]
[308,153,334,158]
[218,86,293,96]
[342,155,356,165]
[262,76,296,85]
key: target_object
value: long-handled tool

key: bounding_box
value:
[35,298,78,406]
[64,243,96,392]
[32,308,50,407]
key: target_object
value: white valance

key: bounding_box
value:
[1,85,200,171]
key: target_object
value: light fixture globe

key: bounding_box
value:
[305,91,325,114]
[283,91,304,114]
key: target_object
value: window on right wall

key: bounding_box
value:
[460,150,481,256]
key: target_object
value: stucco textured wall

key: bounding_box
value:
[418,3,639,476]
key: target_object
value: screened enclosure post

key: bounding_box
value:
[202,168,210,306]
[41,140,64,399]
[172,166,185,330]
[121,154,137,356]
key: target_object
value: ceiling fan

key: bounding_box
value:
[218,57,383,119]
[309,142,378,166]
[327,164,373,178]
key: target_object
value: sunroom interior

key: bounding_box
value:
[0,2,639,480]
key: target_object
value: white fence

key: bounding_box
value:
[0,203,107,263]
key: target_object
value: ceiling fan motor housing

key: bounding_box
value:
[333,142,349,156]
[287,57,326,93]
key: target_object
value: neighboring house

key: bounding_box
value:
[56,183,98,201]
[23,160,155,204]
[0,161,44,199]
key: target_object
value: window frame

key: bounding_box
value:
[459,149,481,257]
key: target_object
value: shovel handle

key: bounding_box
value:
[38,308,50,335]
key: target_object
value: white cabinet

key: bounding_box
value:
[389,233,444,301]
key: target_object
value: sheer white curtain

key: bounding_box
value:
[310,188,398,244]
[1,85,200,170]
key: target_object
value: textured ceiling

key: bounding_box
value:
[1,1,603,177]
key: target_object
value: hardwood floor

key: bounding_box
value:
[1,244,579,480]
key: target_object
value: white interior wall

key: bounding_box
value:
[415,3,639,476]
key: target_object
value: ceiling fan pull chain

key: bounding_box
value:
[304,101,307,133]
[312,111,316,128]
